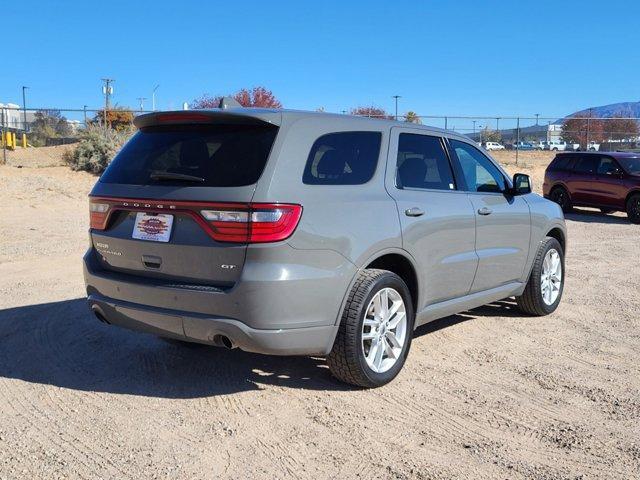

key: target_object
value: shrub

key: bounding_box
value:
[64,124,132,174]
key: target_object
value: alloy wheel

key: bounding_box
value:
[541,248,562,305]
[361,288,407,373]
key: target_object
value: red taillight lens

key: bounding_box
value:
[89,200,110,229]
[200,203,302,243]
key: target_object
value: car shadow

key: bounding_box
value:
[0,299,351,398]
[565,209,629,225]
[0,297,529,397]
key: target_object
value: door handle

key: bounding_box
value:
[405,207,425,217]
[477,207,493,216]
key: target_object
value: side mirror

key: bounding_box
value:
[510,173,532,195]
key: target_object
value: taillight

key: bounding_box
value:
[200,204,302,243]
[88,197,302,244]
[89,200,110,229]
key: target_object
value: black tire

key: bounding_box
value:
[327,269,414,388]
[600,208,614,214]
[626,194,640,224]
[549,186,573,213]
[516,237,565,316]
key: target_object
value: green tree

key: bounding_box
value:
[404,111,422,124]
[29,110,72,147]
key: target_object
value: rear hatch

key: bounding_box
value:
[88,110,282,288]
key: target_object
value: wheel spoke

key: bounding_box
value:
[374,339,385,370]
[362,330,377,341]
[380,289,389,320]
[363,318,380,328]
[385,330,401,349]
[367,338,380,363]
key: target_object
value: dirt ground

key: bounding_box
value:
[0,151,639,479]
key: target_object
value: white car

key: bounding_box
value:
[544,141,567,151]
[484,141,505,151]
[586,141,600,151]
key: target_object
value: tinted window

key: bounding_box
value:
[100,124,278,187]
[450,140,506,193]
[303,132,381,185]
[597,157,618,175]
[573,156,597,174]
[550,155,574,171]
[396,134,455,190]
[618,157,640,174]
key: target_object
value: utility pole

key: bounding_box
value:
[83,105,88,126]
[535,113,540,126]
[137,97,147,112]
[21,86,29,133]
[496,117,501,132]
[392,95,401,120]
[152,84,160,111]
[472,120,477,136]
[101,78,114,126]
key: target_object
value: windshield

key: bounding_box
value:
[100,123,278,187]
[618,157,640,175]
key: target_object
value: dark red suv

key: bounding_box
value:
[543,151,640,223]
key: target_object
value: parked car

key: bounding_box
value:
[511,141,535,151]
[84,109,567,387]
[543,151,640,223]
[484,141,505,151]
[545,141,568,151]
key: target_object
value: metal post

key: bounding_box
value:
[586,108,592,149]
[444,117,448,130]
[1,108,6,165]
[516,117,520,166]
[83,105,87,126]
[496,117,500,132]
[21,86,28,133]
[472,120,476,136]
[392,95,401,120]
[535,113,539,125]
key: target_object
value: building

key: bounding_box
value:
[0,103,37,132]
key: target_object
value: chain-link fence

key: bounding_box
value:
[2,105,639,162]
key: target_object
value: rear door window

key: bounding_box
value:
[395,133,455,190]
[550,155,575,171]
[303,131,381,185]
[100,123,278,187]
[573,156,597,174]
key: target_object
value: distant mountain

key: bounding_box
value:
[564,101,640,120]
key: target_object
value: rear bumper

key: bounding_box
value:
[88,293,338,355]
[83,245,355,355]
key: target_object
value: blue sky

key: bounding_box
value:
[5,0,639,130]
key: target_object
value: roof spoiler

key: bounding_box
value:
[133,109,281,129]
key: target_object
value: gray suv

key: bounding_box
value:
[84,108,566,387]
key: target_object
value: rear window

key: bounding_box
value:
[302,131,382,185]
[100,123,278,187]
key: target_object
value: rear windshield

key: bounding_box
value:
[100,124,278,187]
